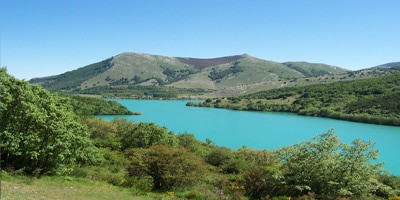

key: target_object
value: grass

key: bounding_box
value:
[0,172,180,200]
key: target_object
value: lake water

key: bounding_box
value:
[99,99,400,175]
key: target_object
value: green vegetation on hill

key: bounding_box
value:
[208,61,244,81]
[65,94,135,116]
[3,68,400,199]
[79,85,209,99]
[189,72,400,126]
[30,58,113,91]
[29,52,353,98]
[283,62,347,77]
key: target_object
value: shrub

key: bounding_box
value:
[206,147,233,167]
[127,145,208,190]
[85,118,121,150]
[115,120,178,150]
[242,166,284,199]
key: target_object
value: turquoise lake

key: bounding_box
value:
[99,99,400,175]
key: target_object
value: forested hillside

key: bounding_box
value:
[63,94,136,116]
[189,72,400,126]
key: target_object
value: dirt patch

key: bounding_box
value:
[178,55,244,69]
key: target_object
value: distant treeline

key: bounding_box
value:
[64,94,135,116]
[189,72,400,126]
[78,85,209,99]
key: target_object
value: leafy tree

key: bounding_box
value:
[206,147,233,167]
[119,122,178,150]
[277,130,384,198]
[0,68,97,174]
[234,147,280,168]
[85,118,121,150]
[176,133,213,159]
[242,166,285,199]
[127,145,208,190]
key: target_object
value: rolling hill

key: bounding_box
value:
[189,72,400,126]
[30,52,352,97]
[373,62,400,69]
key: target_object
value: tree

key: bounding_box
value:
[85,118,120,150]
[0,68,97,174]
[127,145,207,190]
[206,147,233,167]
[119,121,178,150]
[277,130,384,198]
[242,166,285,199]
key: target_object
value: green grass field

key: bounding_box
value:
[0,172,180,200]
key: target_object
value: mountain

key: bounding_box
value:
[373,62,400,69]
[30,52,350,97]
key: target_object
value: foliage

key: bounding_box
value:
[206,147,233,167]
[389,195,400,200]
[283,62,347,77]
[277,130,384,198]
[85,118,121,150]
[29,58,113,91]
[208,61,244,81]
[79,85,208,98]
[242,166,285,199]
[162,67,198,83]
[66,94,134,115]
[127,145,208,190]
[0,68,98,174]
[176,133,214,159]
[117,120,178,150]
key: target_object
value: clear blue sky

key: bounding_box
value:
[1,0,399,80]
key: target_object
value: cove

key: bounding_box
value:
[99,99,400,175]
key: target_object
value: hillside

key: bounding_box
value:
[189,72,400,126]
[30,52,350,97]
[374,62,400,69]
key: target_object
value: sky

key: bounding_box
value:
[1,0,399,80]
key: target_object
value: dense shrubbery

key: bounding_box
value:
[127,145,207,190]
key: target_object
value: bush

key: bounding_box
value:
[115,119,178,150]
[85,118,121,150]
[277,130,386,198]
[127,145,208,190]
[206,147,233,167]
[242,166,284,199]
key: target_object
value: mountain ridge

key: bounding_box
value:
[30,52,397,98]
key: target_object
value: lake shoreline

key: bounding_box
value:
[99,99,400,175]
[186,101,400,127]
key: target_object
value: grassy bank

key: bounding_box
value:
[0,172,181,200]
